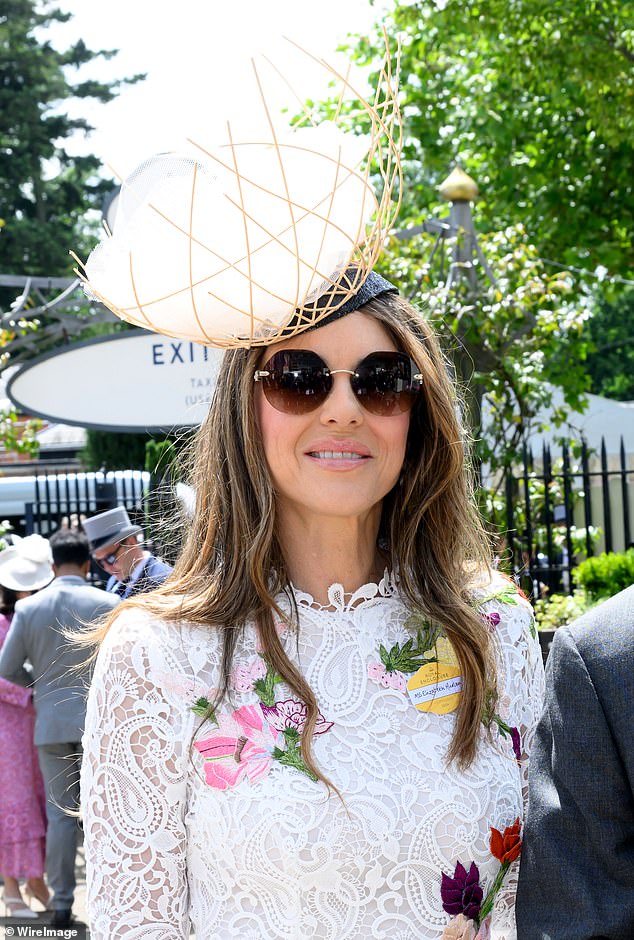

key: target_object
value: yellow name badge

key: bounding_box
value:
[407,662,462,714]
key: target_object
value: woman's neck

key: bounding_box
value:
[276,503,385,605]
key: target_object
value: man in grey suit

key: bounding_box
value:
[516,585,634,939]
[0,528,119,928]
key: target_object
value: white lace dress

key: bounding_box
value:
[81,573,544,939]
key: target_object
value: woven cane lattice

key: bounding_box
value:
[74,33,402,348]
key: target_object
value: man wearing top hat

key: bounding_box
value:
[83,507,173,599]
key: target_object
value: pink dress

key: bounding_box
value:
[0,613,46,877]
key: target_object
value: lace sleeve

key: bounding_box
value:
[480,581,546,939]
[81,609,197,939]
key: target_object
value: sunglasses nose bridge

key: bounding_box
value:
[318,368,365,421]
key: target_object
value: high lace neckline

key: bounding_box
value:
[291,568,397,613]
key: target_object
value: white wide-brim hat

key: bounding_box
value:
[0,534,54,592]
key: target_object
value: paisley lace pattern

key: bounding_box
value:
[81,574,544,939]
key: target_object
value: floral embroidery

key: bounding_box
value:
[368,599,525,764]
[441,861,483,919]
[440,819,521,937]
[441,912,490,940]
[194,704,279,790]
[230,658,267,693]
[480,610,500,631]
[482,689,522,763]
[193,655,334,788]
[367,616,440,692]
[261,698,333,736]
[367,661,407,691]
[476,578,536,638]
[490,817,522,864]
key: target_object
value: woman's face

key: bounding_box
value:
[255,310,411,526]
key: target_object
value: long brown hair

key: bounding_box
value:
[93,293,495,777]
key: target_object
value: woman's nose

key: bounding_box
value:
[319,372,363,425]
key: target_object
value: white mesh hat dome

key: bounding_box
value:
[76,34,402,349]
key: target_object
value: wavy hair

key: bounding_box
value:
[92,292,495,778]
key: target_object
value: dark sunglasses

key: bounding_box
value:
[254,350,423,416]
[93,542,125,568]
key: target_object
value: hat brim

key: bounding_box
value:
[0,548,54,592]
[89,524,143,551]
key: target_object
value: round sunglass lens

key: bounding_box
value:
[261,351,331,414]
[353,353,418,415]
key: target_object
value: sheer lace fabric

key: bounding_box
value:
[82,574,544,939]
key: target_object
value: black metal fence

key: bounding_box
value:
[26,470,150,536]
[23,439,633,602]
[503,437,633,599]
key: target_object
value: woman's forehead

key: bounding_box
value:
[262,310,398,360]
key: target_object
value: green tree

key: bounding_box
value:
[307,0,634,463]
[382,223,590,476]
[348,0,633,276]
[0,0,144,279]
[584,288,634,401]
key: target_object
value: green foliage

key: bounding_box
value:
[0,406,41,457]
[534,590,594,632]
[485,447,602,571]
[345,0,633,277]
[144,439,179,476]
[80,430,148,471]
[381,224,590,472]
[573,549,634,601]
[585,288,634,401]
[0,0,144,280]
[315,0,633,459]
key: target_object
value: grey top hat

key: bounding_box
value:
[83,507,143,551]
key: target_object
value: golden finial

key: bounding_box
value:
[438,166,479,202]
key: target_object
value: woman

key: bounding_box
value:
[81,283,544,939]
[0,535,51,918]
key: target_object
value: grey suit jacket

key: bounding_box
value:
[0,575,119,746]
[516,585,634,939]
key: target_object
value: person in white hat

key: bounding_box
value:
[82,507,173,599]
[0,528,118,929]
[0,534,52,919]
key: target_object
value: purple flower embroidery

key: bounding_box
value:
[261,698,333,736]
[510,726,522,763]
[441,861,483,920]
[481,611,501,631]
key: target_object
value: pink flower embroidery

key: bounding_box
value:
[230,657,267,693]
[194,704,280,790]
[441,914,478,940]
[255,620,287,654]
[261,698,333,736]
[367,661,407,692]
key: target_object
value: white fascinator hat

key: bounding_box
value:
[0,534,54,592]
[75,33,402,348]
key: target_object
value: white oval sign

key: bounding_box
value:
[7,330,224,432]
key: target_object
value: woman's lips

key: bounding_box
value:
[304,445,372,470]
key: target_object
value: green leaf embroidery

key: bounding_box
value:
[253,661,283,707]
[191,697,216,721]
[379,615,440,673]
[275,738,318,781]
[477,587,520,607]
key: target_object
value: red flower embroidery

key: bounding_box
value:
[490,817,522,865]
